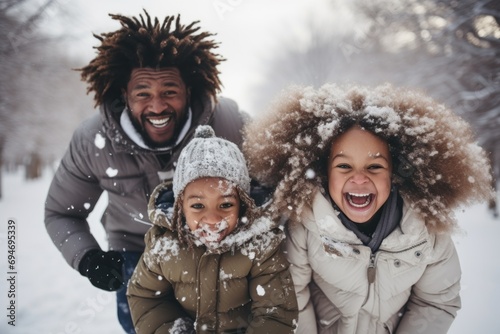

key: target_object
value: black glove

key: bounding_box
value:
[156,188,175,214]
[78,249,125,291]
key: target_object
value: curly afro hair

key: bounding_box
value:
[243,83,494,233]
[79,10,224,106]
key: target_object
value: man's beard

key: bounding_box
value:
[127,106,189,148]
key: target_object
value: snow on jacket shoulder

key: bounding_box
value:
[127,183,298,333]
[286,190,461,334]
[45,95,247,270]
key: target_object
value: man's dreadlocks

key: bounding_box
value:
[79,10,224,107]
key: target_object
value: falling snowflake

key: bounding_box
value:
[106,167,118,177]
[94,133,106,149]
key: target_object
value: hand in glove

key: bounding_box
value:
[79,249,124,291]
[170,317,195,334]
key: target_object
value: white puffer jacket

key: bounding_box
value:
[286,191,461,334]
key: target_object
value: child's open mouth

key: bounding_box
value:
[345,193,373,209]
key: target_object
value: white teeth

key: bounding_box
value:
[347,193,372,208]
[148,117,171,128]
[348,193,370,197]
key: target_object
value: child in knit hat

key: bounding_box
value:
[127,125,298,334]
[243,84,493,334]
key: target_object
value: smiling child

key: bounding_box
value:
[127,125,298,333]
[243,83,493,334]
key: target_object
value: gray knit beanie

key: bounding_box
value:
[173,125,251,197]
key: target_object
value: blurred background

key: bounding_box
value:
[0,0,498,204]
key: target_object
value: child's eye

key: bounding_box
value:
[336,164,351,169]
[190,203,204,209]
[368,164,384,170]
[220,202,235,209]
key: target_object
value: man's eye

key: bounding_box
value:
[134,92,150,99]
[163,90,177,96]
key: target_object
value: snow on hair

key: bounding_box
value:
[243,83,494,233]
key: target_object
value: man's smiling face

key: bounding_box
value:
[123,67,190,147]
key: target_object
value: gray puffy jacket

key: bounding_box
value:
[45,94,247,271]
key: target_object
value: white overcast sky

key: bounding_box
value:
[29,0,354,113]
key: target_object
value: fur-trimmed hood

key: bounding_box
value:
[243,83,493,232]
[147,181,280,254]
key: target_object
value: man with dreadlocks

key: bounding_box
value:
[44,10,258,333]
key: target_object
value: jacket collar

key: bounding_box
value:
[148,182,280,255]
[119,106,193,150]
[304,190,430,255]
[99,93,214,155]
[189,216,278,254]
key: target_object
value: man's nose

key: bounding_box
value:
[148,95,167,114]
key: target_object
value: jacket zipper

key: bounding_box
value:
[367,253,376,284]
[363,239,428,307]
[366,240,428,284]
[361,252,378,309]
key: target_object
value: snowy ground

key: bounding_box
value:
[0,169,499,334]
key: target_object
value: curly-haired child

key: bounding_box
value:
[243,84,493,334]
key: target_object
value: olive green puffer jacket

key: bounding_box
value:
[127,183,298,333]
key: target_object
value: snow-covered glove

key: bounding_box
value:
[169,317,195,334]
[78,249,124,291]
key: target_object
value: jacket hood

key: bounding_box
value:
[147,182,280,254]
[99,93,215,158]
[243,83,494,232]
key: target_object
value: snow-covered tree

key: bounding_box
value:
[0,0,94,188]
[250,0,499,215]
[354,0,500,215]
